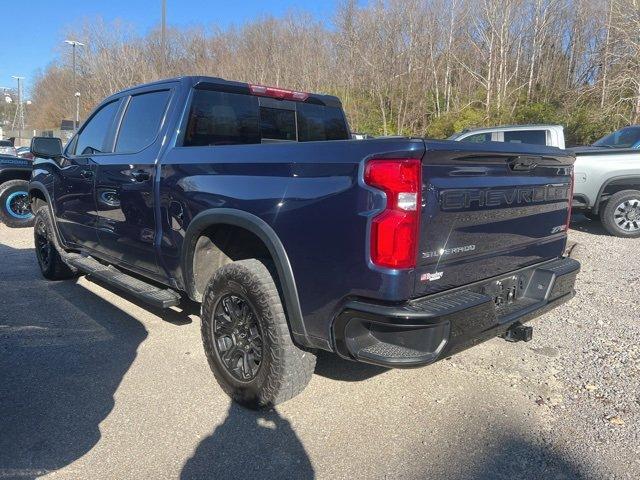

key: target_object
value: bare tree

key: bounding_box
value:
[29,0,638,144]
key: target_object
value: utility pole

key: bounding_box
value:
[64,39,85,129]
[161,0,167,75]
[11,76,24,143]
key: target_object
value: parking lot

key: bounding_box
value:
[0,216,638,480]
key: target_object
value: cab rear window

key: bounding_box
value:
[182,89,349,146]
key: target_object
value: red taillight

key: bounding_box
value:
[249,84,310,102]
[364,159,422,269]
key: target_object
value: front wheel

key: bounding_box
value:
[201,259,316,409]
[601,190,640,238]
[0,179,34,228]
[34,206,76,280]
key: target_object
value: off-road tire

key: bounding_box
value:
[0,179,34,228]
[201,259,316,409]
[34,206,77,280]
[601,190,640,238]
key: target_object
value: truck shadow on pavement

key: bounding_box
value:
[313,350,387,381]
[416,435,588,480]
[0,242,588,480]
[0,242,148,479]
[491,438,588,479]
[570,215,609,236]
[181,403,314,480]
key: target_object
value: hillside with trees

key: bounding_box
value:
[30,0,640,146]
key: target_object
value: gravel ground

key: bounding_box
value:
[0,216,638,480]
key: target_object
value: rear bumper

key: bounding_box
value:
[332,257,580,368]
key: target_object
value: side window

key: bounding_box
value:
[504,130,547,145]
[297,103,350,142]
[74,100,120,156]
[183,90,260,146]
[260,107,296,141]
[115,90,171,153]
[461,132,491,143]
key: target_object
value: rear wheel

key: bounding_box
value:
[601,190,640,238]
[201,259,316,409]
[34,206,76,280]
[0,179,34,228]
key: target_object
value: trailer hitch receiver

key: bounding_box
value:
[503,322,533,343]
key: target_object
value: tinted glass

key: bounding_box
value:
[116,90,171,153]
[75,100,120,155]
[0,141,12,147]
[260,107,296,141]
[461,133,491,143]
[183,90,260,146]
[297,103,349,141]
[593,126,640,148]
[504,130,546,145]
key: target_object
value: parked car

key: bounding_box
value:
[0,154,34,227]
[15,146,34,160]
[571,126,640,237]
[29,76,579,408]
[449,124,565,149]
[0,139,17,156]
[591,125,640,149]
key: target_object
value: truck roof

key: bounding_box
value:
[105,76,343,109]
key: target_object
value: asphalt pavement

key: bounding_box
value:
[0,217,637,479]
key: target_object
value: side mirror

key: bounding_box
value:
[30,136,63,159]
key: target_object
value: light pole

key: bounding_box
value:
[161,0,167,75]
[64,39,85,129]
[0,86,11,135]
[11,76,25,143]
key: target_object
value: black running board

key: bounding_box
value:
[66,254,181,309]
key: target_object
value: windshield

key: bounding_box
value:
[593,126,640,148]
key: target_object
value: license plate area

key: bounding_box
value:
[482,275,525,308]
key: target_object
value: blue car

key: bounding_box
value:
[592,125,640,149]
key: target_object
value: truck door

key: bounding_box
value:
[55,99,122,248]
[94,88,173,276]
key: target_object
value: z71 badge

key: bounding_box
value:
[421,271,444,282]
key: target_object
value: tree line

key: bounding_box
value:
[30,0,640,146]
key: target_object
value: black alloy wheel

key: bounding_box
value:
[213,294,264,382]
[34,216,53,271]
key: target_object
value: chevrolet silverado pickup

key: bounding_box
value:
[450,124,566,149]
[28,76,579,408]
[570,126,640,237]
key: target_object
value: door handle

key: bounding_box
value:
[131,170,151,182]
[80,169,94,179]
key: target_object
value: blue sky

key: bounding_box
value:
[0,0,340,95]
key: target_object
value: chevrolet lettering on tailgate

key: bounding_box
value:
[439,184,571,210]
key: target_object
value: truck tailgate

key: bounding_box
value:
[415,140,574,297]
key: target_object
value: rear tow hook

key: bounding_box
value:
[502,322,533,343]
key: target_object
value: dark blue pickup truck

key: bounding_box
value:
[28,76,579,408]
